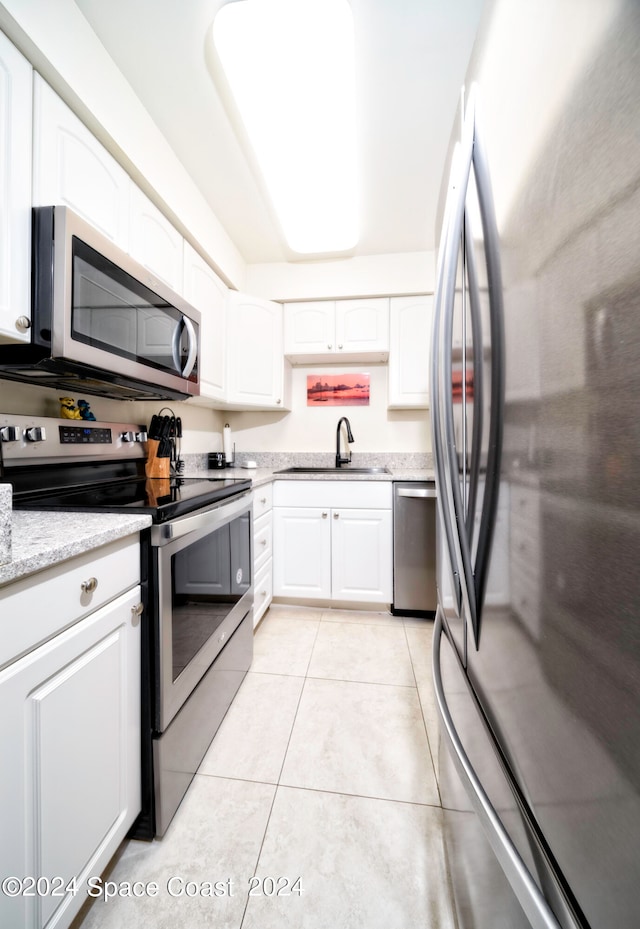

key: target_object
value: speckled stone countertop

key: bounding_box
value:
[182,451,435,488]
[0,511,152,588]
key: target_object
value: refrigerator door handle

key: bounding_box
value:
[468,87,506,615]
[463,209,484,545]
[438,87,480,646]
[432,612,563,929]
[432,144,464,619]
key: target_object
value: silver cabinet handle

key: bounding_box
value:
[80,577,98,594]
[432,614,562,929]
[397,487,437,498]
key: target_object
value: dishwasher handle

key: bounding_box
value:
[396,487,437,499]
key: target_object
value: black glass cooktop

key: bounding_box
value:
[12,475,252,523]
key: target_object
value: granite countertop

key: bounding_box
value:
[0,511,152,588]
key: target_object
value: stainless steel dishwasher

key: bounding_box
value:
[392,482,437,616]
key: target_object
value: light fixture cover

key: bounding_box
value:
[212,0,359,255]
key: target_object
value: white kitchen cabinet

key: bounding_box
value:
[284,298,389,363]
[183,241,227,402]
[0,32,32,344]
[226,292,291,410]
[129,185,184,292]
[0,538,142,929]
[387,295,433,408]
[252,484,274,627]
[273,481,392,604]
[32,76,131,249]
[273,506,332,599]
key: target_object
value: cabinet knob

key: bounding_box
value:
[81,577,98,594]
[260,496,267,504]
[276,398,282,405]
[333,512,340,519]
[261,538,267,546]
[131,602,144,617]
[328,344,333,350]
[15,315,31,332]
[338,344,343,350]
[322,511,328,518]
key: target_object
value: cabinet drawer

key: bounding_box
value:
[0,536,140,669]
[254,510,273,572]
[274,479,392,509]
[253,484,273,520]
[253,558,273,628]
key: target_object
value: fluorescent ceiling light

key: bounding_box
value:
[211,0,359,255]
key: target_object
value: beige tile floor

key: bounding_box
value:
[74,604,455,929]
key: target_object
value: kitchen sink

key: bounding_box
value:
[275,466,390,475]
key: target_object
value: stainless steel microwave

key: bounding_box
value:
[0,206,201,400]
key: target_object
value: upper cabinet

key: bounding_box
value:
[32,76,130,250]
[129,186,184,292]
[226,292,291,410]
[284,297,389,364]
[387,295,433,409]
[0,32,32,344]
[183,242,227,403]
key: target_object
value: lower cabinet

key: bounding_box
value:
[253,485,274,626]
[0,540,142,929]
[273,481,392,604]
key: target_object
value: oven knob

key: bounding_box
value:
[136,431,148,443]
[121,431,136,443]
[0,425,20,442]
[25,426,46,442]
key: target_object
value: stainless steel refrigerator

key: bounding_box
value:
[430,2,640,927]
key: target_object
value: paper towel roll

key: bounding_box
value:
[223,423,233,465]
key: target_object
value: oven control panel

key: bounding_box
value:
[0,415,147,464]
[60,425,113,444]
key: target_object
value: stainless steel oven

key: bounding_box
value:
[2,415,253,838]
[152,492,252,730]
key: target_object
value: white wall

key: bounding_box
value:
[0,382,227,454]
[227,365,431,454]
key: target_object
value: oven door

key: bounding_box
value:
[150,491,253,731]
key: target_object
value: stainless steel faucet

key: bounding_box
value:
[335,416,354,467]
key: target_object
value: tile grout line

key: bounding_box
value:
[403,620,443,808]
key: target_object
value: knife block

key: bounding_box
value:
[145,439,170,478]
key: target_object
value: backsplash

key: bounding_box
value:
[182,451,433,472]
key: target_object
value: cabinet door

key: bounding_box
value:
[226,292,288,409]
[273,506,331,599]
[0,587,141,929]
[129,186,184,292]
[388,295,433,408]
[284,301,336,355]
[0,32,32,344]
[183,241,227,401]
[331,507,392,603]
[32,76,130,249]
[335,298,389,354]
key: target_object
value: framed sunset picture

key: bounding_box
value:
[307,373,370,406]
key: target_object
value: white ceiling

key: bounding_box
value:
[73,0,485,265]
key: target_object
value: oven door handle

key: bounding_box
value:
[150,490,251,545]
